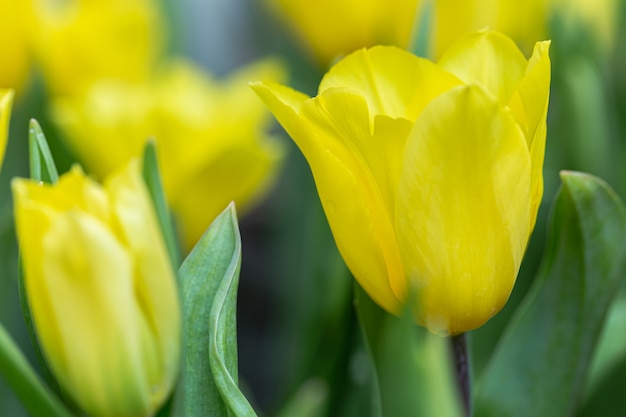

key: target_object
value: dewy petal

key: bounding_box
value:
[0,89,14,171]
[509,41,551,232]
[319,46,461,120]
[105,160,180,408]
[396,86,531,335]
[252,81,405,311]
[12,179,152,417]
[438,30,528,105]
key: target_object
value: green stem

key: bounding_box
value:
[451,333,471,417]
[0,323,73,417]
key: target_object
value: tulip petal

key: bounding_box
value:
[105,161,181,407]
[319,46,461,120]
[51,82,153,179]
[252,81,405,311]
[170,137,284,250]
[509,41,551,232]
[396,86,531,335]
[438,31,528,105]
[0,89,13,171]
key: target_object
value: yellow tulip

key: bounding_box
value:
[0,89,13,171]
[253,30,551,335]
[12,161,180,417]
[0,1,32,90]
[264,0,549,63]
[51,59,286,250]
[29,0,163,96]
[432,0,549,57]
[265,0,419,65]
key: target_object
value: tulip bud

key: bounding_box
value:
[12,160,180,417]
[253,30,551,335]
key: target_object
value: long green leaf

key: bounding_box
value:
[21,120,70,406]
[354,284,463,417]
[475,171,626,417]
[141,140,181,268]
[0,323,73,417]
[176,203,255,417]
[28,119,58,184]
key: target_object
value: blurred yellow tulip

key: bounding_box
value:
[52,59,286,250]
[30,0,163,96]
[265,0,419,65]
[0,89,13,172]
[265,0,551,62]
[0,1,32,90]
[12,161,180,417]
[253,31,551,335]
[432,0,549,57]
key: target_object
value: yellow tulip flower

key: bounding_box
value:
[29,0,163,96]
[265,0,419,65]
[52,59,286,250]
[433,0,549,57]
[0,1,32,90]
[253,30,551,335]
[265,0,549,63]
[12,161,180,417]
[0,89,13,171]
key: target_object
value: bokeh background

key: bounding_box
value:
[2,0,626,415]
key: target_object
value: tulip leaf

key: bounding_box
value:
[21,120,71,406]
[354,284,463,417]
[141,140,181,268]
[176,203,256,417]
[0,323,73,417]
[28,119,58,185]
[475,171,626,417]
[575,295,626,416]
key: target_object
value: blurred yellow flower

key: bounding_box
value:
[432,0,549,57]
[12,161,180,417]
[0,1,32,90]
[265,0,551,62]
[52,59,286,250]
[253,31,551,335]
[30,0,163,96]
[0,89,13,171]
[265,0,419,65]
